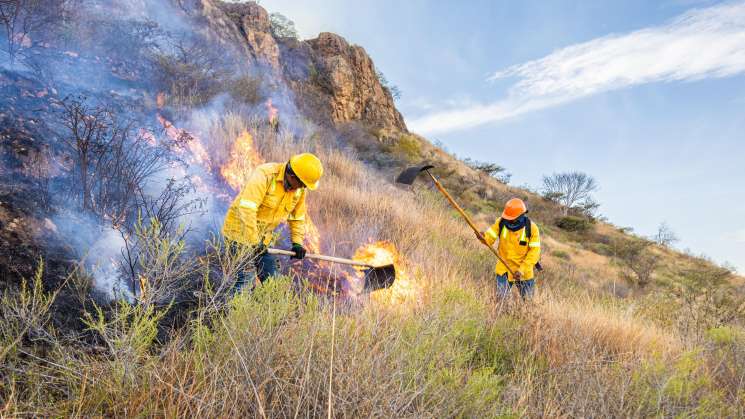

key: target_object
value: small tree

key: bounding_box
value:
[463,158,511,184]
[376,68,402,100]
[613,238,659,288]
[541,171,599,216]
[673,264,741,342]
[269,12,298,39]
[653,222,679,248]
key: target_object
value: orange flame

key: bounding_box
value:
[219,130,264,191]
[156,114,211,170]
[353,241,398,268]
[353,241,419,305]
[266,98,278,126]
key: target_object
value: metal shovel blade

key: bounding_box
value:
[395,164,435,185]
[362,264,396,292]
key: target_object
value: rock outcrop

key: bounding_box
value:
[216,1,282,74]
[213,1,407,132]
[306,32,406,131]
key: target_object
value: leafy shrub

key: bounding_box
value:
[673,265,742,342]
[555,216,591,233]
[382,134,422,161]
[612,238,659,288]
[269,12,299,39]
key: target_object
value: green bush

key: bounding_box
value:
[552,250,571,260]
[707,326,745,346]
[382,134,423,162]
[612,238,659,289]
[555,216,591,233]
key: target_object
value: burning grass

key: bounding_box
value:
[2,97,745,417]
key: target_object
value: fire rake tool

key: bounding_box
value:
[267,248,396,292]
[395,164,515,276]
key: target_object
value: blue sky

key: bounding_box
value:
[262,0,745,272]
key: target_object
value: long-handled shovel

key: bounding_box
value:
[395,164,515,276]
[267,248,396,292]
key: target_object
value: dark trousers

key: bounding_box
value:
[496,273,535,300]
[231,243,278,293]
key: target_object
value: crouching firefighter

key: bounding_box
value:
[477,198,542,300]
[222,153,324,292]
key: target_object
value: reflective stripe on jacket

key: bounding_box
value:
[222,162,307,246]
[484,217,541,281]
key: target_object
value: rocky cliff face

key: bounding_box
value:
[215,1,282,74]
[212,1,407,132]
[306,32,406,131]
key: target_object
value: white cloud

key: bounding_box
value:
[734,229,745,243]
[408,2,745,135]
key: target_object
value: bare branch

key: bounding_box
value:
[542,171,599,216]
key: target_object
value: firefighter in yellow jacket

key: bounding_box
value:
[477,198,541,299]
[222,153,323,291]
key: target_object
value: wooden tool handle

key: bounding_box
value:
[425,170,515,276]
[267,248,373,268]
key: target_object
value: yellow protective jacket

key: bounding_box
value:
[222,162,307,246]
[484,217,541,281]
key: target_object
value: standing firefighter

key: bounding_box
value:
[222,153,323,292]
[477,198,541,300]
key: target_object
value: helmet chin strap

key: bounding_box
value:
[284,161,305,191]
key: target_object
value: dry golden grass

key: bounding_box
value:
[2,113,744,418]
[528,293,681,364]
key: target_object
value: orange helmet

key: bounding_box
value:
[501,198,527,221]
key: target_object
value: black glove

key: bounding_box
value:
[291,243,306,260]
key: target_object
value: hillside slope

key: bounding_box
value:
[0,1,744,416]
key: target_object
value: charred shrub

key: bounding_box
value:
[59,96,171,226]
[229,75,263,105]
[151,36,231,107]
[0,0,77,66]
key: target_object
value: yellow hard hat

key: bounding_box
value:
[289,153,323,190]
